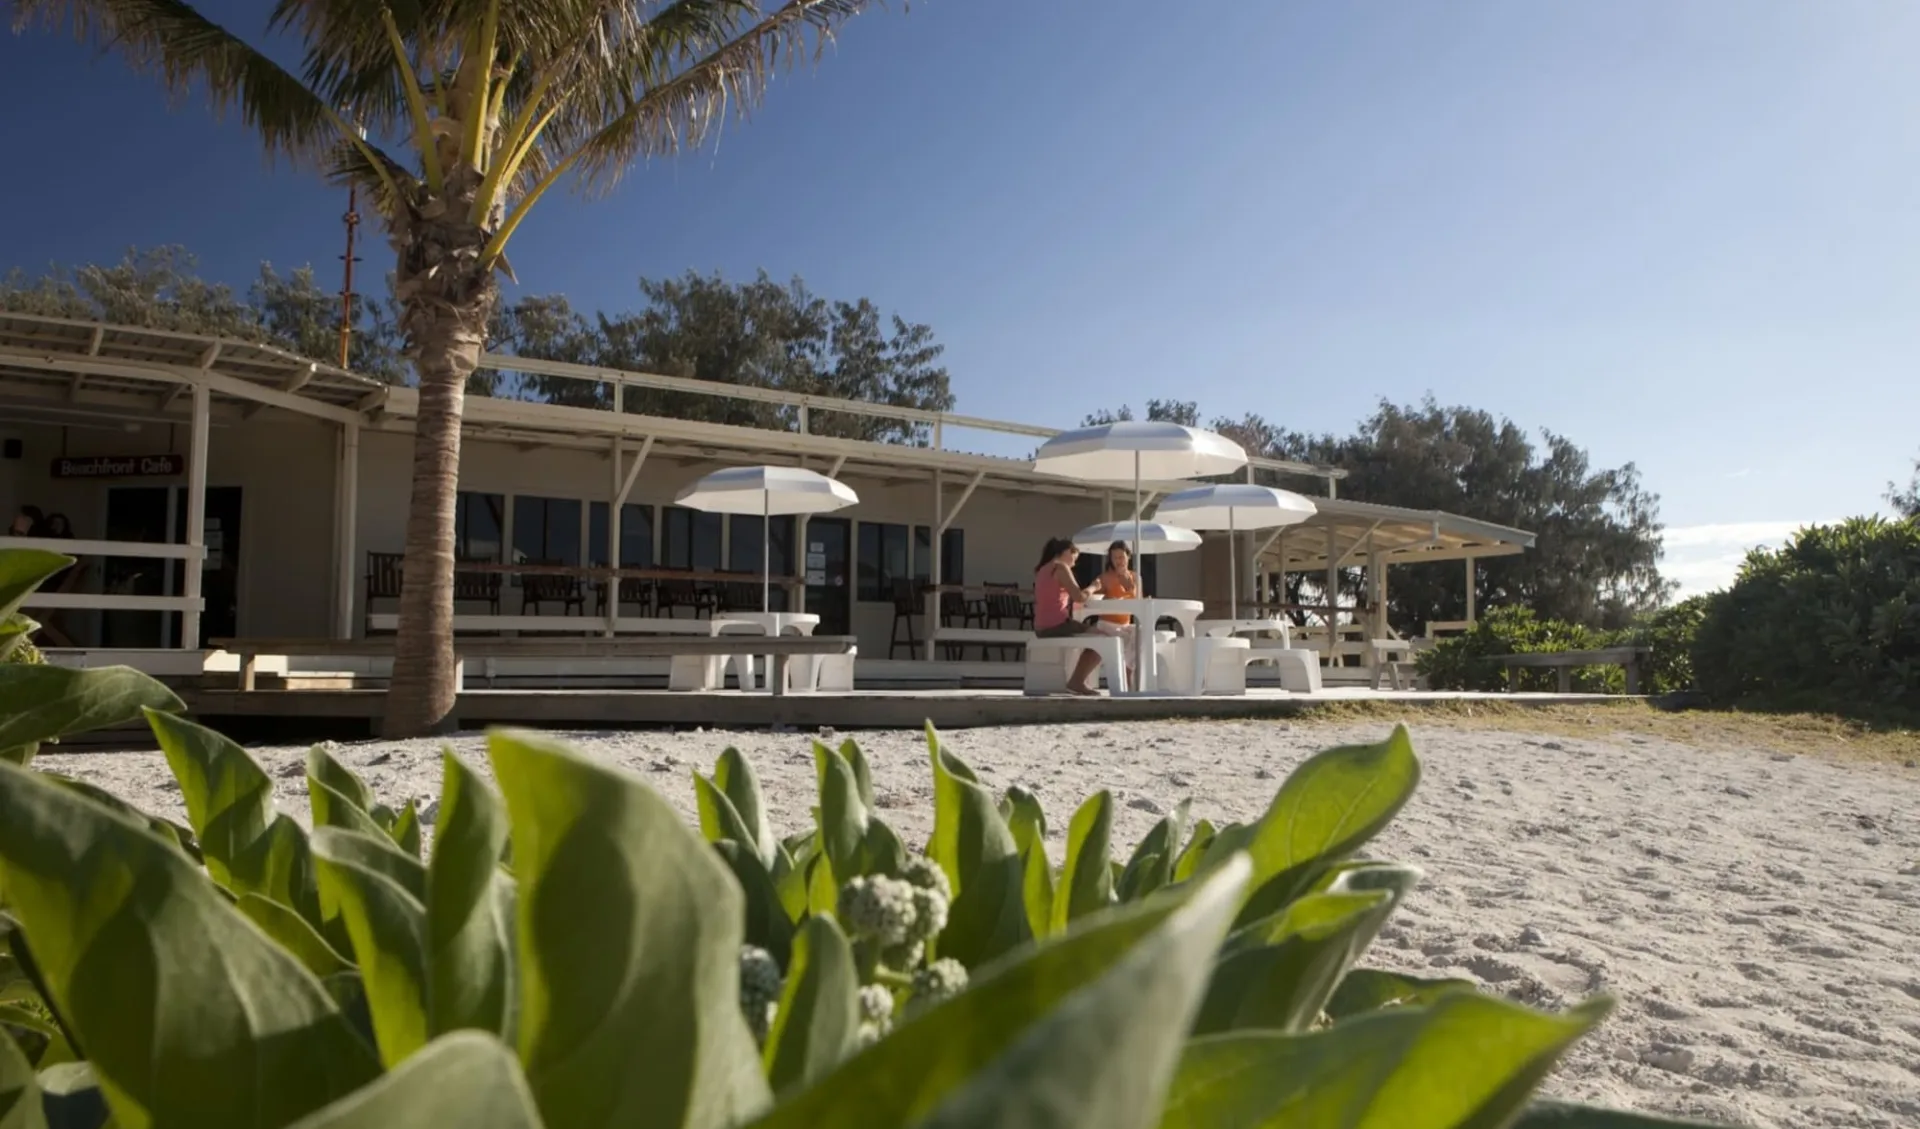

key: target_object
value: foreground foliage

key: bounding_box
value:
[0,549,1730,1127]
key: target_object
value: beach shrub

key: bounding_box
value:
[1691,517,1920,719]
[1416,606,1625,693]
[1629,596,1707,696]
[0,546,1728,1129]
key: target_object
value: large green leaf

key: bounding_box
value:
[1173,819,1216,884]
[745,854,1254,1129]
[1195,891,1395,1034]
[1158,992,1611,1129]
[487,730,770,1129]
[0,1022,45,1129]
[925,727,1028,967]
[837,739,876,808]
[713,747,777,865]
[860,816,908,879]
[389,802,422,859]
[762,916,859,1097]
[235,894,352,980]
[1324,969,1476,1021]
[0,667,182,765]
[425,752,514,1041]
[1510,1102,1729,1127]
[771,845,809,925]
[37,773,199,863]
[285,1032,543,1129]
[1118,799,1189,903]
[310,780,392,842]
[1226,726,1420,924]
[693,774,762,856]
[147,709,273,890]
[0,551,69,624]
[714,841,795,971]
[312,828,431,1069]
[813,743,869,880]
[1017,835,1054,941]
[1004,786,1047,851]
[307,748,374,814]
[1053,791,1116,932]
[0,760,379,1128]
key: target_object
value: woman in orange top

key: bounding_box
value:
[1092,541,1139,684]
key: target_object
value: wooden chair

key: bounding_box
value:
[939,589,981,659]
[656,576,713,619]
[520,562,585,617]
[888,579,922,658]
[452,557,502,615]
[982,585,1028,661]
[607,576,653,617]
[364,552,404,634]
[714,582,762,615]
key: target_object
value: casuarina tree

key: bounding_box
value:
[11,0,889,736]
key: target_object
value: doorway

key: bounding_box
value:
[803,517,851,636]
[101,485,243,647]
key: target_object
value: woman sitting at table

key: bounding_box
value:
[1091,540,1140,686]
[1033,537,1105,696]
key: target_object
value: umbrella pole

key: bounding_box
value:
[1228,510,1238,622]
[1133,450,1145,693]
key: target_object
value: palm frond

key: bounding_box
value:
[12,0,368,163]
[560,0,875,193]
[326,138,418,218]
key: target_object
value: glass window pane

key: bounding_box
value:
[942,528,964,584]
[913,526,932,585]
[589,502,609,566]
[622,504,653,569]
[857,522,881,601]
[729,515,764,574]
[456,492,504,562]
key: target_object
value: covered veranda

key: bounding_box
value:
[0,312,1533,690]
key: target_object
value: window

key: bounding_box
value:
[730,514,796,611]
[857,522,912,602]
[588,502,654,568]
[661,506,722,570]
[455,492,504,562]
[511,496,582,566]
[911,526,964,586]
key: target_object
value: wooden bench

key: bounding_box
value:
[1500,646,1649,694]
[213,635,859,697]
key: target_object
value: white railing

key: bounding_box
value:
[479,351,1347,485]
[2,536,204,614]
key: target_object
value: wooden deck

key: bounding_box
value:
[179,685,1625,733]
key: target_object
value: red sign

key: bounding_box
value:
[49,454,185,480]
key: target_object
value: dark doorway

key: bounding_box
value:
[803,516,851,636]
[100,485,242,647]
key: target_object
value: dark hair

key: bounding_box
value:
[1035,537,1077,571]
[19,505,43,524]
[1105,540,1131,566]
[44,513,72,537]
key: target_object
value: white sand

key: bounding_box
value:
[34,720,1920,1128]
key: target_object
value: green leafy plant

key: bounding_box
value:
[0,547,1731,1128]
[1416,606,1624,693]
[1691,517,1920,719]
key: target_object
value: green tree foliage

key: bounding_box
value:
[1416,602,1702,696]
[1092,397,1671,630]
[1691,517,1920,718]
[492,271,954,444]
[1890,453,1920,520]
[0,246,406,380]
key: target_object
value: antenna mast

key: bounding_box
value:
[336,184,361,368]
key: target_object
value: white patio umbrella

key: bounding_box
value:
[1032,421,1248,589]
[674,465,859,611]
[1155,484,1318,619]
[1070,520,1204,556]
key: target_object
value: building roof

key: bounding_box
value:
[0,312,1533,566]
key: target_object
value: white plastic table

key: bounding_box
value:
[711,612,821,691]
[1079,597,1204,694]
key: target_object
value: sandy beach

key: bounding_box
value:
[34,718,1920,1129]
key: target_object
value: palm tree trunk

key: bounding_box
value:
[382,189,495,738]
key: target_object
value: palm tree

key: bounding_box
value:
[13,0,884,735]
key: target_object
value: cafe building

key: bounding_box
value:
[0,311,1532,684]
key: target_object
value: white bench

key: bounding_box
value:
[1158,635,1253,695]
[1021,634,1130,695]
[1246,640,1323,693]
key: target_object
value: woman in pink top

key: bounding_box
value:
[1033,537,1105,695]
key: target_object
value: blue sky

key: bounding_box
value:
[4,1,1916,593]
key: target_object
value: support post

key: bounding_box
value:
[181,381,210,650]
[334,420,360,639]
[1324,526,1339,661]
[606,435,652,636]
[1465,557,1477,624]
[926,468,942,661]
